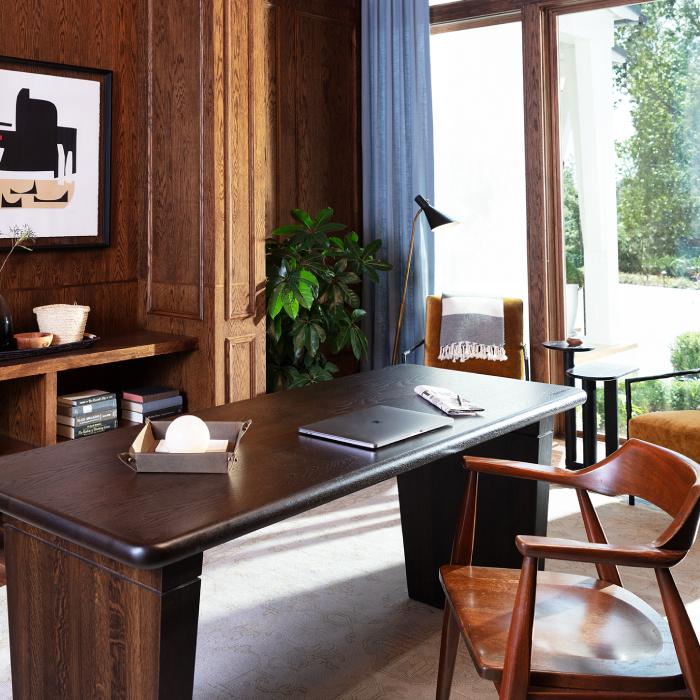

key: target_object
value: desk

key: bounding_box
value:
[0,364,583,699]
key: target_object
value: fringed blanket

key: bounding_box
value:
[438,295,508,362]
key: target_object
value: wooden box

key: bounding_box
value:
[120,419,251,473]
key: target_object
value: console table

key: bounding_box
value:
[0,331,198,455]
[0,364,584,698]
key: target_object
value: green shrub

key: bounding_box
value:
[670,378,700,409]
[670,332,700,371]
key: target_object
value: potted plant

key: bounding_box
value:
[266,208,391,391]
[0,225,34,350]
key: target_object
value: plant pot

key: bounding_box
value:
[565,283,580,337]
[0,293,13,350]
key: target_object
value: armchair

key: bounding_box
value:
[436,439,700,699]
[625,368,700,506]
[403,296,529,380]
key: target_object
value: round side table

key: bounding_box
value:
[543,340,595,469]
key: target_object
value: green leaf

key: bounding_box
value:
[317,222,347,234]
[291,209,314,229]
[272,224,307,236]
[315,207,334,226]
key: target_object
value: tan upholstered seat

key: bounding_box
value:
[424,295,525,379]
[629,410,700,463]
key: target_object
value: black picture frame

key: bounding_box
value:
[0,55,112,250]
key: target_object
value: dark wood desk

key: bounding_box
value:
[0,364,584,699]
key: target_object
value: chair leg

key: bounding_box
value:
[500,556,538,700]
[655,568,700,698]
[436,605,460,700]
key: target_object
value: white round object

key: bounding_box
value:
[164,415,210,454]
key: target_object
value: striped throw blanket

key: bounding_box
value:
[438,295,508,362]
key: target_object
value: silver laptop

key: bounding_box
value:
[298,405,454,449]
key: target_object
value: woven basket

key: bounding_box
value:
[33,304,90,345]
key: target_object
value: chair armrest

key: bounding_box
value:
[626,368,700,386]
[402,338,425,364]
[516,535,685,568]
[464,456,578,487]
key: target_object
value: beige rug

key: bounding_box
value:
[0,457,697,698]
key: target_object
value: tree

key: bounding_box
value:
[615,0,700,275]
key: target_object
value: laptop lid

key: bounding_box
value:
[298,405,454,450]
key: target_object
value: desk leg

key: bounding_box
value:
[396,418,553,608]
[581,379,598,467]
[4,517,201,700]
[603,379,620,456]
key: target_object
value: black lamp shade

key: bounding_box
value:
[414,194,455,230]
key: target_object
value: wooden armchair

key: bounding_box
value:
[436,439,700,699]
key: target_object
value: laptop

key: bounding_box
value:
[298,404,454,449]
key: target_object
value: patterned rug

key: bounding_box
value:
[0,451,697,698]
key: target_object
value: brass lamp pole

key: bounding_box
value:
[390,195,457,365]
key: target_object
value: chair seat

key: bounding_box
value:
[440,566,684,693]
[629,410,700,462]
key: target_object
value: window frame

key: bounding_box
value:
[430,0,643,383]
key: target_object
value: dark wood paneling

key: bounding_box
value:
[147,0,204,320]
[1,0,145,335]
[274,0,361,231]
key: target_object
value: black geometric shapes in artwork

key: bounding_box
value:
[0,88,78,178]
[34,190,68,203]
[9,181,37,195]
[1,194,22,208]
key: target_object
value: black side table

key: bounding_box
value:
[543,340,595,469]
[567,361,638,467]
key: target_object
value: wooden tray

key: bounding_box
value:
[0,333,99,362]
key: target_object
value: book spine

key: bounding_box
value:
[121,396,183,414]
[58,409,118,428]
[122,391,179,403]
[58,392,117,407]
[122,407,183,423]
[57,398,118,417]
[58,418,119,439]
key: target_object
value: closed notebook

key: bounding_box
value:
[121,395,183,414]
[122,386,179,403]
[57,397,117,417]
[58,390,116,407]
[57,418,118,439]
[121,407,183,424]
[57,408,118,427]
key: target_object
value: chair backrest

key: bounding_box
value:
[423,295,525,379]
[576,439,700,552]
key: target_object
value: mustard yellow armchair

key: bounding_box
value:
[404,296,527,380]
[625,368,700,462]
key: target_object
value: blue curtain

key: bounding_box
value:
[361,0,435,369]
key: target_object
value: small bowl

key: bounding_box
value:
[14,332,54,349]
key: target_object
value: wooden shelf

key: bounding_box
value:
[0,331,198,382]
[0,330,197,456]
[0,434,35,457]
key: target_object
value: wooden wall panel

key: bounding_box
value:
[225,335,257,402]
[274,0,361,231]
[1,0,144,336]
[147,0,204,320]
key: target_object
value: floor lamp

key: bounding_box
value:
[390,195,458,365]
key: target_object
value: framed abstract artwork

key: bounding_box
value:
[0,56,112,249]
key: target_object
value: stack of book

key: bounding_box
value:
[57,390,119,440]
[121,386,183,424]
